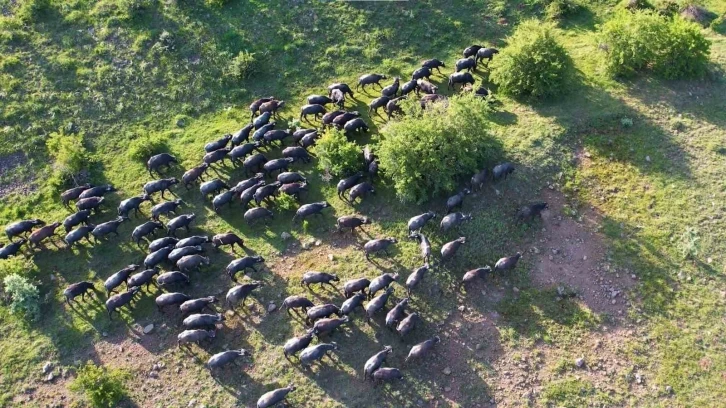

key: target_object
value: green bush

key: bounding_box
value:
[70,362,129,408]
[46,130,89,184]
[16,0,53,23]
[489,20,573,99]
[313,128,362,178]
[127,133,169,162]
[599,11,710,79]
[225,51,259,81]
[545,0,581,22]
[3,274,40,321]
[378,94,499,203]
[276,192,299,212]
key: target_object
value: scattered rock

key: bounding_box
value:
[328,254,335,261]
[444,386,451,392]
[665,385,673,394]
[143,324,155,334]
[281,232,292,240]
[512,287,519,293]
[42,362,53,374]
[677,271,686,280]
[458,305,465,312]
[267,303,277,313]
[45,373,55,382]
[315,240,322,246]
[102,332,108,337]
[188,399,197,407]
[575,357,585,368]
[646,156,651,162]
[635,373,644,384]
[532,247,540,254]
[476,343,483,350]
[443,367,452,375]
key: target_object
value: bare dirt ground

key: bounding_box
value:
[437,189,642,407]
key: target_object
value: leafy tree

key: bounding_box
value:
[490,20,573,99]
[313,128,362,178]
[377,94,500,203]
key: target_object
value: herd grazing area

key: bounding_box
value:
[1,0,726,407]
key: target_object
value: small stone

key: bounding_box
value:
[512,287,519,293]
[583,255,587,261]
[631,274,637,279]
[476,343,482,350]
[281,232,292,240]
[458,306,465,312]
[646,156,651,162]
[148,371,158,378]
[143,324,155,334]
[532,247,540,254]
[49,274,56,281]
[102,332,108,337]
[611,299,617,305]
[267,303,277,312]
[46,373,55,382]
[548,255,554,261]
[575,357,585,368]
[444,386,451,392]
[635,373,644,384]
[328,254,335,261]
[443,367,452,375]
[188,399,197,407]
[315,240,322,246]
[677,271,686,280]
[42,362,53,374]
[665,385,673,394]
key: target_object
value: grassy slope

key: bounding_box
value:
[1,0,725,406]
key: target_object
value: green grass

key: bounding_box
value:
[1,0,726,406]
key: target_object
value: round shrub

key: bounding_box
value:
[313,128,361,178]
[46,130,90,186]
[377,94,500,203]
[127,133,169,162]
[599,11,710,79]
[226,51,259,81]
[489,20,573,99]
[3,274,40,321]
[70,362,129,408]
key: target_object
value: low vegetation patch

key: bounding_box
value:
[2,274,40,322]
[46,130,89,186]
[70,362,129,408]
[599,10,711,79]
[490,20,573,99]
[313,128,362,178]
[378,95,499,203]
[127,133,170,163]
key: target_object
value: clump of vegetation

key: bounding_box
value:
[46,130,89,185]
[205,0,232,7]
[276,192,299,212]
[226,51,260,81]
[16,0,53,23]
[70,362,129,408]
[679,227,701,260]
[313,128,361,178]
[378,95,498,203]
[489,20,573,99]
[3,274,40,322]
[620,117,634,127]
[545,0,582,23]
[599,11,710,79]
[127,133,169,162]
[622,0,652,11]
